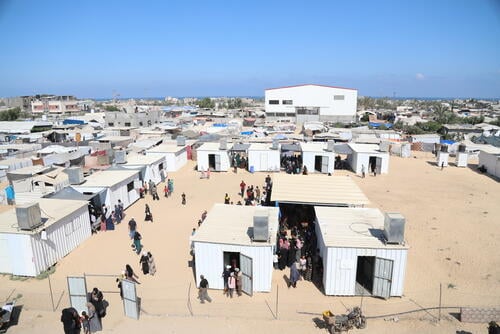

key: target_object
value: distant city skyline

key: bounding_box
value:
[0,1,499,99]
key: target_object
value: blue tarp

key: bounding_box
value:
[212,123,227,127]
[63,119,86,125]
[369,122,393,128]
[240,131,253,135]
[440,139,455,145]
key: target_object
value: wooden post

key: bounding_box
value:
[438,283,442,321]
[276,284,279,320]
[48,273,55,311]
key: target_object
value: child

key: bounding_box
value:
[80,311,90,334]
[181,192,186,205]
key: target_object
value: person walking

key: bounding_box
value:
[145,204,153,222]
[124,264,140,284]
[239,180,246,197]
[227,272,236,298]
[289,261,300,288]
[133,231,143,254]
[235,268,243,296]
[361,165,366,178]
[224,193,230,204]
[128,217,137,239]
[198,275,212,303]
[181,192,186,205]
[147,251,157,275]
[143,181,148,195]
[139,251,149,275]
[86,302,102,333]
[164,184,169,198]
[80,311,90,334]
[222,265,231,295]
[441,161,445,170]
[151,184,160,201]
[61,307,80,334]
[167,179,174,194]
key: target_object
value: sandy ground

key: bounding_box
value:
[1,151,499,333]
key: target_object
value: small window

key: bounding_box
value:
[108,122,114,126]
[282,100,293,105]
[124,122,131,127]
[127,181,134,192]
[334,95,345,101]
[139,122,143,126]
[269,100,279,105]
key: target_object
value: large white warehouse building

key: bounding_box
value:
[265,84,358,124]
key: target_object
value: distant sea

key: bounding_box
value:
[89,96,499,101]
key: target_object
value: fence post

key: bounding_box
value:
[438,283,442,321]
[275,284,279,320]
[48,272,55,311]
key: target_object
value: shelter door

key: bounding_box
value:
[239,254,253,296]
[372,257,393,299]
[67,276,88,314]
[122,279,140,319]
[260,153,268,170]
[321,156,329,173]
[215,154,221,171]
[376,157,382,174]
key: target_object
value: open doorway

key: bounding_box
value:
[208,154,216,170]
[368,156,382,175]
[314,155,329,173]
[223,251,240,270]
[356,256,375,295]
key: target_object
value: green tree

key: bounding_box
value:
[0,107,20,121]
[104,105,120,111]
[197,98,215,109]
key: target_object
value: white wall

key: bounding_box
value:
[350,152,389,174]
[479,151,500,178]
[265,85,357,120]
[302,151,335,174]
[247,149,280,172]
[0,206,91,277]
[323,247,407,296]
[109,176,140,209]
[166,149,188,172]
[193,242,274,292]
[196,150,230,172]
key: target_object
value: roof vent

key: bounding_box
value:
[177,136,186,146]
[16,202,43,230]
[64,167,85,185]
[253,209,269,242]
[383,212,405,244]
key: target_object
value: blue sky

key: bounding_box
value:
[0,0,499,98]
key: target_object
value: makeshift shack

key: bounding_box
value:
[0,199,91,276]
[314,206,408,298]
[191,204,279,294]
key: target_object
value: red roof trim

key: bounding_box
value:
[265,84,357,91]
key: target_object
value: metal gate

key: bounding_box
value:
[67,276,88,313]
[372,257,393,299]
[215,154,221,171]
[321,156,329,173]
[122,279,140,319]
[239,254,253,296]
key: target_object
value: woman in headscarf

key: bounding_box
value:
[124,264,140,284]
[147,251,156,276]
[144,204,153,222]
[86,302,102,333]
[139,251,149,275]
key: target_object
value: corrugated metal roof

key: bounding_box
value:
[0,198,88,234]
[191,204,279,246]
[300,142,329,152]
[79,169,139,187]
[347,143,383,154]
[124,153,165,165]
[271,174,369,206]
[315,206,408,249]
[146,143,187,153]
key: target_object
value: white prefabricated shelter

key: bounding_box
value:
[408,134,441,144]
[145,143,188,172]
[73,170,140,209]
[478,146,500,179]
[347,143,389,175]
[314,206,408,298]
[196,142,232,172]
[271,174,369,207]
[265,84,358,124]
[191,204,279,294]
[123,153,166,184]
[0,198,91,276]
[247,143,281,172]
[300,142,335,174]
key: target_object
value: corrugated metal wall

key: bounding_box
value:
[193,242,274,292]
[302,151,335,174]
[29,206,91,276]
[0,233,33,276]
[109,175,140,209]
[248,150,280,172]
[324,247,407,296]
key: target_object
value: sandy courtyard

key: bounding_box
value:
[1,152,499,333]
